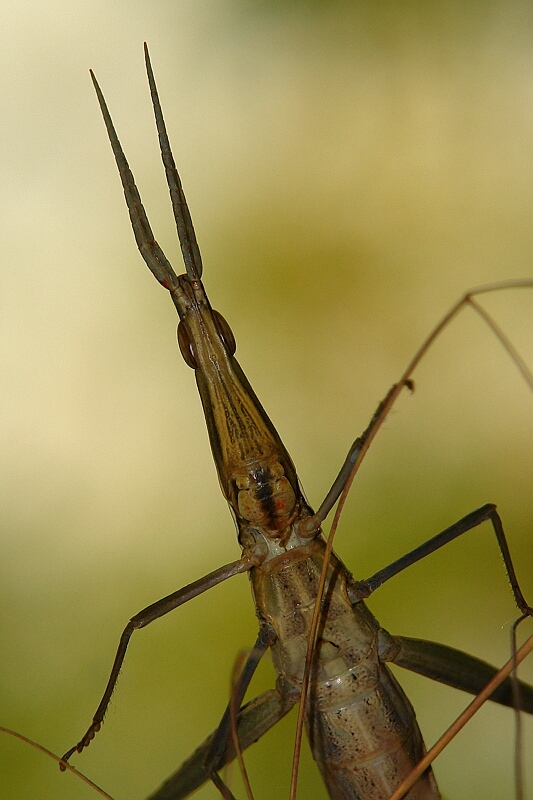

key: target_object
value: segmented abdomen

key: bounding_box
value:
[252,540,441,800]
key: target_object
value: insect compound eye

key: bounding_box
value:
[177,321,197,369]
[213,310,236,357]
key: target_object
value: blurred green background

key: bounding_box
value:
[1,1,532,798]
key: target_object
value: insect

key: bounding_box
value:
[57,45,533,800]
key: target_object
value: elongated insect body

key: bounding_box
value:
[252,541,440,799]
[173,274,304,538]
[60,46,533,800]
[148,194,442,799]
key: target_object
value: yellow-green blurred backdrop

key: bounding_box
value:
[1,2,532,799]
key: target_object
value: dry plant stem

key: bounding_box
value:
[0,727,114,800]
[289,383,397,800]
[289,279,533,800]
[512,616,530,800]
[467,296,533,392]
[386,630,533,800]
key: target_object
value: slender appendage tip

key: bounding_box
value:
[142,44,203,280]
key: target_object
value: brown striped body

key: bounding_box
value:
[87,53,444,798]
[252,539,440,800]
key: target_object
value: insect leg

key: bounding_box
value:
[382,635,533,712]
[145,685,299,800]
[143,43,202,281]
[296,383,404,538]
[352,503,531,618]
[90,69,180,292]
[204,624,277,775]
[388,632,533,800]
[61,557,254,763]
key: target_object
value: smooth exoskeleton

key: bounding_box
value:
[62,46,533,800]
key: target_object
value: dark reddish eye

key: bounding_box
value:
[213,310,236,356]
[177,321,197,368]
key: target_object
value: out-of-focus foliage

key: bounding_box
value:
[1,2,532,799]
